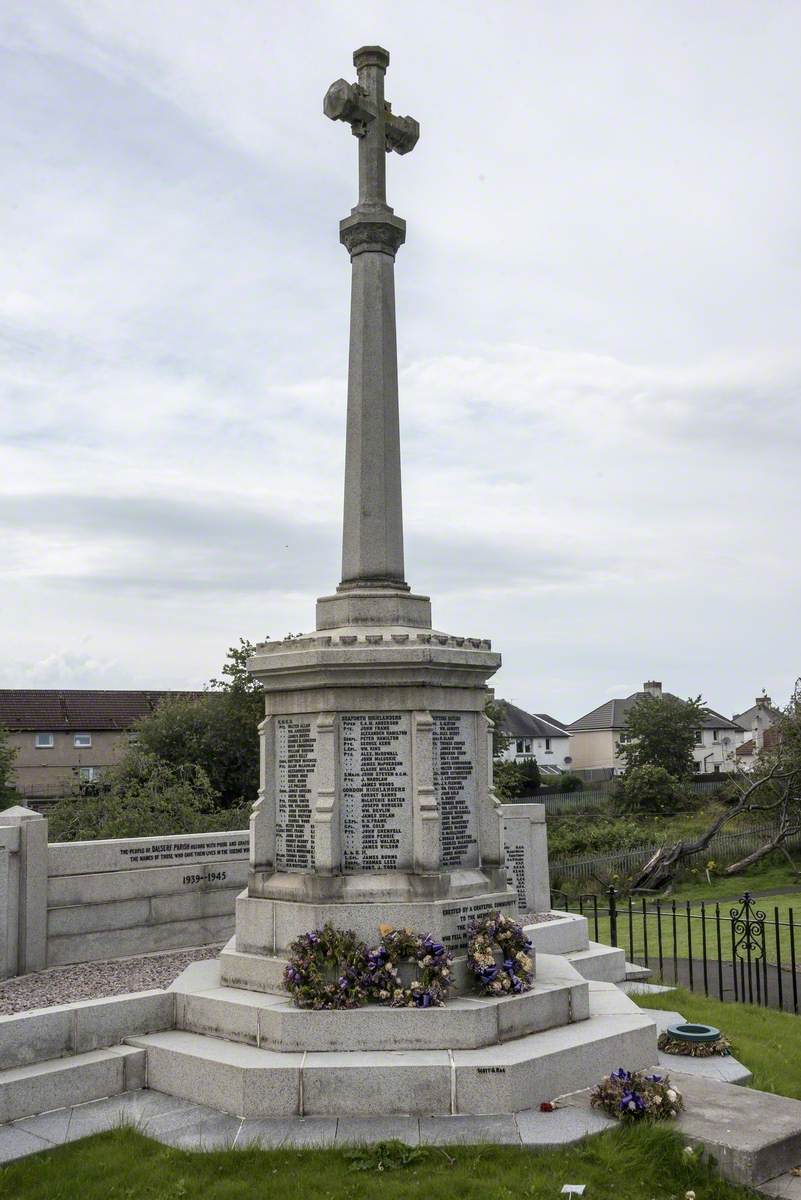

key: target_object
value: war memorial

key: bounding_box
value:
[4,48,801,1186]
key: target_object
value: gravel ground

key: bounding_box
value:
[520,911,564,924]
[0,944,223,1015]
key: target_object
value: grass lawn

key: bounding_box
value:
[671,858,801,901]
[634,985,801,1100]
[0,1122,758,1200]
[581,892,800,966]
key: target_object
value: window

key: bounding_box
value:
[79,766,100,782]
[74,733,92,748]
[516,740,524,754]
[694,730,703,745]
[712,729,719,742]
[523,739,532,753]
[618,732,631,744]
[35,733,54,749]
[544,737,552,752]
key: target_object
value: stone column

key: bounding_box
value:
[250,717,275,875]
[411,710,440,872]
[312,712,340,872]
[339,212,408,589]
[477,712,505,880]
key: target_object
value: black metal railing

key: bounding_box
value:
[550,887,800,1012]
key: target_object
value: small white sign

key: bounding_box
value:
[561,1187,586,1197]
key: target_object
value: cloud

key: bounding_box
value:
[1,1,800,718]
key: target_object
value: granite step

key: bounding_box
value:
[127,990,657,1119]
[0,1045,145,1124]
[564,942,627,984]
[174,952,591,1053]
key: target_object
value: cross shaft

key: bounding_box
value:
[322,47,421,601]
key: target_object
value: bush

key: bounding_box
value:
[49,750,248,841]
[517,758,541,791]
[557,772,583,793]
[614,764,686,815]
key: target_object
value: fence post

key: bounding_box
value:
[1,805,48,975]
[607,885,618,947]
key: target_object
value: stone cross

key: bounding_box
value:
[324,47,419,595]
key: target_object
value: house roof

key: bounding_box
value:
[733,701,782,730]
[569,691,744,733]
[496,701,569,739]
[0,690,200,732]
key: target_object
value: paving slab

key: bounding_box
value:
[278,1117,338,1147]
[335,1116,420,1145]
[0,1123,51,1163]
[515,1104,615,1146]
[420,1114,521,1145]
[760,1171,801,1199]
[150,1109,243,1150]
[236,1118,302,1148]
[657,1050,752,1085]
[13,1107,73,1145]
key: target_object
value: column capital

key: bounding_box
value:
[340,210,406,258]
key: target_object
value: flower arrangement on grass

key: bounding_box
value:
[365,925,453,1008]
[283,922,371,1010]
[466,911,534,996]
[591,1068,683,1121]
[658,1031,732,1057]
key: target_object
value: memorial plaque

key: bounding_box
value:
[275,716,317,872]
[432,712,479,868]
[440,895,518,952]
[341,713,412,871]
[504,836,528,913]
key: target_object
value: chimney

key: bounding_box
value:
[753,695,771,751]
[643,681,662,698]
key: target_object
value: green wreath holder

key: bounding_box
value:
[365,925,454,1008]
[467,911,535,996]
[283,922,370,1010]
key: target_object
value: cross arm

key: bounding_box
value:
[324,79,419,155]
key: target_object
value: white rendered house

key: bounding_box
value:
[496,701,572,776]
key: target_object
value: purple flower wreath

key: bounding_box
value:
[365,925,454,1008]
[591,1068,683,1121]
[466,911,534,997]
[283,922,370,1010]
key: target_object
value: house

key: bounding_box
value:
[494,701,572,776]
[734,696,782,771]
[0,689,198,802]
[733,695,782,756]
[568,680,746,776]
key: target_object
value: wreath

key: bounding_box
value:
[283,922,370,1010]
[467,911,534,996]
[365,925,454,1008]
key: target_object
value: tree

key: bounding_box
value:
[485,698,511,759]
[557,772,584,793]
[0,725,18,802]
[134,639,264,810]
[48,750,246,841]
[615,764,685,815]
[632,679,801,890]
[621,692,709,780]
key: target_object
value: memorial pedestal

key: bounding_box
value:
[221,619,520,994]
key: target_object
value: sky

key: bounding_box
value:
[1,0,800,723]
